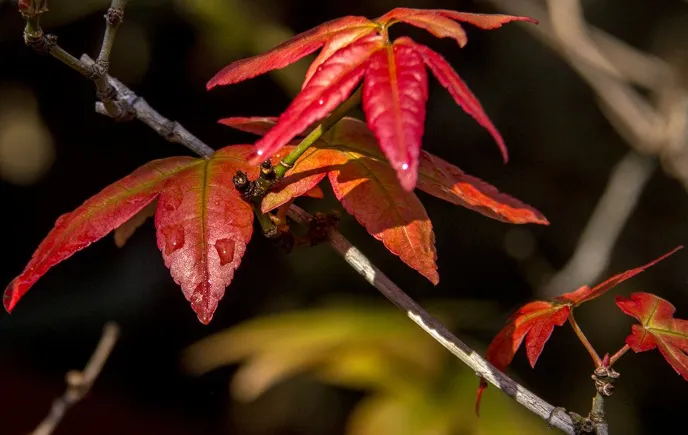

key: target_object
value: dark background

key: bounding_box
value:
[1,0,687,434]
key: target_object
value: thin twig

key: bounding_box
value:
[90,65,575,434]
[30,322,120,435]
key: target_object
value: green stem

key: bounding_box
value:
[568,312,602,367]
[274,86,362,178]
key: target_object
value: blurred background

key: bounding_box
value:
[1,0,687,434]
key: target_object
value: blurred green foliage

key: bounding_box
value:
[184,300,552,435]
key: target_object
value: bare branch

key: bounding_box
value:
[30,322,120,435]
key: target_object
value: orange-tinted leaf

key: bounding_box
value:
[223,116,547,225]
[206,16,376,89]
[249,34,384,165]
[558,246,683,306]
[3,157,197,312]
[155,147,256,324]
[261,147,331,213]
[303,185,324,199]
[363,42,428,191]
[329,150,438,284]
[616,293,688,381]
[330,118,546,224]
[399,38,507,162]
[114,200,158,248]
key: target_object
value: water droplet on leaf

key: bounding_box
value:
[162,224,185,255]
[191,282,212,325]
[401,163,409,171]
[215,238,236,266]
[318,99,324,105]
[257,150,264,156]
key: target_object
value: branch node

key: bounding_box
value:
[105,7,124,26]
[25,31,56,54]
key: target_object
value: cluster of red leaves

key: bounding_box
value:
[224,116,548,283]
[207,8,536,191]
[477,246,686,413]
[3,117,547,324]
[4,147,287,324]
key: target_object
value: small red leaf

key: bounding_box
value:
[249,34,384,165]
[261,147,330,213]
[363,42,428,191]
[558,246,682,306]
[399,38,508,163]
[4,157,196,313]
[617,293,688,381]
[206,16,375,89]
[485,301,570,372]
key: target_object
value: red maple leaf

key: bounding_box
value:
[207,8,536,191]
[616,292,688,381]
[475,247,681,414]
[3,146,297,324]
[221,116,548,284]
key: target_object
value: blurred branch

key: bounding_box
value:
[30,322,120,435]
[543,152,655,296]
[487,0,688,297]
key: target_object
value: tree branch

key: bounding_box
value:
[30,322,120,435]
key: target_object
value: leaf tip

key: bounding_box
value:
[3,279,20,313]
[475,378,488,417]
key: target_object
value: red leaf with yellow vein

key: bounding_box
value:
[398,38,507,162]
[5,146,321,324]
[616,293,688,381]
[209,8,537,190]
[249,34,385,165]
[363,42,428,191]
[206,16,377,89]
[3,157,196,314]
[476,248,681,413]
